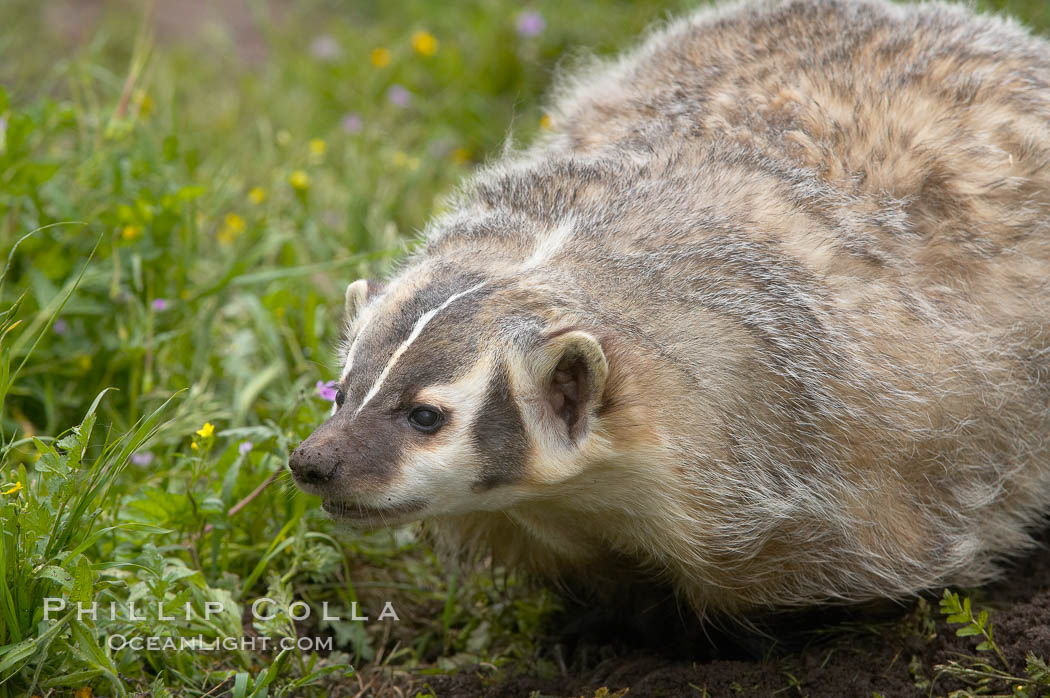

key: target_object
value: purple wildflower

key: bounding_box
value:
[309,35,343,61]
[317,380,339,401]
[516,10,545,38]
[53,319,68,335]
[131,451,154,467]
[387,84,413,108]
[239,441,253,456]
[151,298,168,311]
[428,138,454,158]
[341,112,364,134]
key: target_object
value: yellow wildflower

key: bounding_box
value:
[540,113,553,130]
[75,688,92,698]
[224,213,245,233]
[249,187,266,204]
[121,225,141,241]
[134,90,154,117]
[370,47,392,68]
[2,482,22,496]
[391,152,422,170]
[452,147,471,164]
[309,139,327,157]
[218,212,246,245]
[190,442,199,451]
[412,31,439,57]
[196,422,215,439]
[289,170,311,191]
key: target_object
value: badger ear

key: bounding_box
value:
[344,279,379,325]
[533,330,608,441]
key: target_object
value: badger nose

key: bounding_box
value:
[288,442,338,485]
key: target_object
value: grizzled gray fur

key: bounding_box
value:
[291,0,1050,615]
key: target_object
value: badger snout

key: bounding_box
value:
[287,416,350,491]
[289,418,430,526]
[287,440,339,487]
[287,413,403,507]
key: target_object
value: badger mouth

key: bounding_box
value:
[321,498,426,524]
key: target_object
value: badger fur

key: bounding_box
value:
[289,0,1050,616]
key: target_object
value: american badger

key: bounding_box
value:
[290,0,1050,615]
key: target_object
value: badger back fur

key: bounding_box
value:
[290,0,1050,615]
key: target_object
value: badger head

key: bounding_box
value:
[287,269,612,527]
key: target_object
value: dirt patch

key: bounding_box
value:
[396,531,1050,697]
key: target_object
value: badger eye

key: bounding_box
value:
[407,406,443,433]
[335,389,345,408]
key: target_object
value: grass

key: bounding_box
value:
[0,1,693,694]
[2,0,1050,696]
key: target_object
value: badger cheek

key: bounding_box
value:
[387,434,477,515]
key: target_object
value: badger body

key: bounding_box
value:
[290,0,1050,615]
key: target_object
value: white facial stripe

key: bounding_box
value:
[353,281,488,417]
[341,310,373,381]
[342,274,419,381]
[524,218,574,268]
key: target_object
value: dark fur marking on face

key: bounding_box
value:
[470,363,529,492]
[341,272,491,411]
